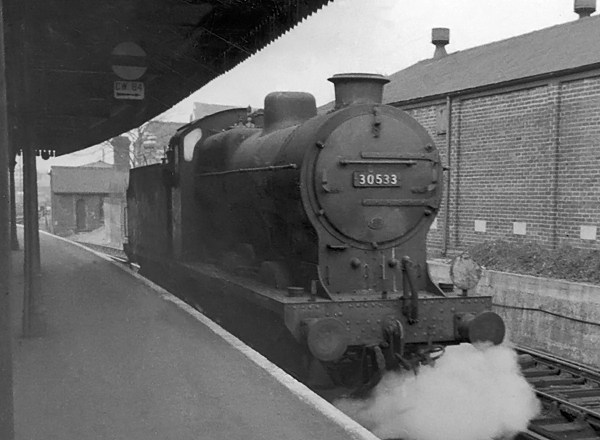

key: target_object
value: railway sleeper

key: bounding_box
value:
[552,389,600,402]
[524,367,561,378]
[530,419,599,440]
[557,389,600,399]
[569,397,600,406]
[530,376,587,388]
[530,400,600,438]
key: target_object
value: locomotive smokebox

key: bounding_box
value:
[328,72,390,110]
[456,311,506,345]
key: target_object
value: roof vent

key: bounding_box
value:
[432,28,450,59]
[575,0,596,18]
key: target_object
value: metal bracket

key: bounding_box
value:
[402,256,419,324]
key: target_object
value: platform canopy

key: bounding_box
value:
[4,0,331,156]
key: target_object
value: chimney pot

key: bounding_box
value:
[432,28,450,59]
[575,0,596,18]
[110,136,131,172]
[328,73,390,110]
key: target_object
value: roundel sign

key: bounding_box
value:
[111,42,147,80]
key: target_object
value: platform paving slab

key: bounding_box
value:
[10,231,374,440]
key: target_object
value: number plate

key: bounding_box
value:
[353,172,401,187]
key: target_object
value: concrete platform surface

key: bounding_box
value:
[10,231,375,440]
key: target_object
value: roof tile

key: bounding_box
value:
[384,15,600,104]
[51,167,128,195]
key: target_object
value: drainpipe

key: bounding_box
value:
[442,95,452,257]
[552,82,562,249]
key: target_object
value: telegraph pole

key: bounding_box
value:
[0,0,16,436]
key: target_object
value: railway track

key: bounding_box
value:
[80,243,600,440]
[516,345,600,440]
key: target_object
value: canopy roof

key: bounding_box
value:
[5,0,331,156]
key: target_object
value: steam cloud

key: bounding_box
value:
[335,343,540,440]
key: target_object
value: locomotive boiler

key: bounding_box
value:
[126,73,505,388]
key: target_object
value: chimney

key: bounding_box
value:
[110,136,131,172]
[575,0,596,18]
[432,28,450,59]
[328,73,390,110]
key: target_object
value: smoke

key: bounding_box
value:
[335,343,540,440]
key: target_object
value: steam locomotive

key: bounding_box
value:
[125,73,505,389]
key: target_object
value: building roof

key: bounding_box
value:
[80,161,113,169]
[192,103,240,121]
[384,14,600,105]
[51,166,128,195]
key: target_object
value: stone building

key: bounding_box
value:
[191,103,238,121]
[49,161,128,237]
[384,1,600,254]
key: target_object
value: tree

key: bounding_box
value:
[105,118,186,169]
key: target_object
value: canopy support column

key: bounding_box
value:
[9,153,18,250]
[0,0,16,436]
[22,144,42,338]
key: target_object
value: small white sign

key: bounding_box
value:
[513,222,527,235]
[580,225,597,240]
[431,218,438,230]
[114,81,144,100]
[474,220,487,233]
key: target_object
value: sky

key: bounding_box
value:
[38,0,577,170]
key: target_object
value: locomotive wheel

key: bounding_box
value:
[258,261,291,290]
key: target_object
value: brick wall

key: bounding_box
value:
[399,75,600,254]
[405,105,447,254]
[51,193,105,236]
[557,77,600,249]
[104,195,125,247]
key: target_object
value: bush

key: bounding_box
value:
[468,239,600,285]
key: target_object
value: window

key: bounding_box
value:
[183,128,203,162]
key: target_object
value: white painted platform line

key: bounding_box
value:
[38,230,125,265]
[41,231,380,440]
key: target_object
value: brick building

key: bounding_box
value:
[384,3,600,254]
[50,161,128,236]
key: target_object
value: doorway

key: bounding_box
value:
[75,198,86,230]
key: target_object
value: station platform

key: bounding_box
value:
[9,231,376,440]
